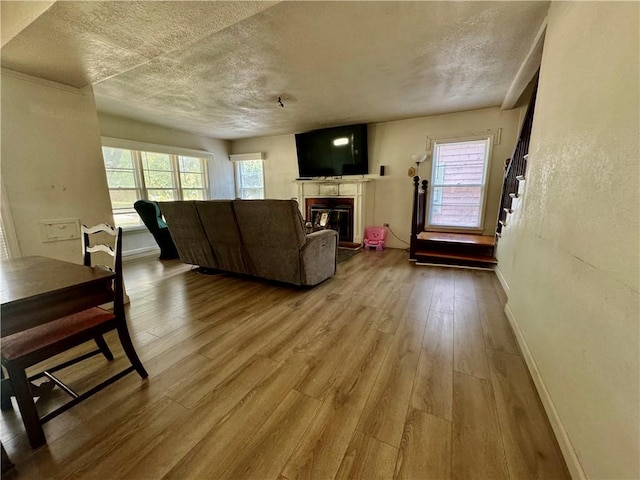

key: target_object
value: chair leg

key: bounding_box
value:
[3,363,46,448]
[116,325,148,379]
[94,335,114,361]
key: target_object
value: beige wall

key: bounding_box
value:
[232,107,522,248]
[369,108,521,246]
[230,134,299,201]
[0,1,55,48]
[1,70,113,263]
[496,3,639,479]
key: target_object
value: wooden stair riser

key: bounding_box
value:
[414,254,496,269]
[413,240,494,258]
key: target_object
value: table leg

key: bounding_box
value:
[4,364,45,448]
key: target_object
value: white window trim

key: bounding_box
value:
[229,152,265,162]
[230,152,266,200]
[426,135,493,232]
[102,137,214,160]
[233,160,265,200]
[102,142,211,228]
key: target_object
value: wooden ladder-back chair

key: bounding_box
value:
[1,224,148,447]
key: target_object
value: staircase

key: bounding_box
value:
[497,171,527,237]
[413,232,497,269]
[408,77,538,270]
[497,76,537,237]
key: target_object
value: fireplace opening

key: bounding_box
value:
[305,198,354,243]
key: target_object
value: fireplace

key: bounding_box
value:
[296,178,374,245]
[306,198,354,243]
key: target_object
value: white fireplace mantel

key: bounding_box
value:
[295,178,375,244]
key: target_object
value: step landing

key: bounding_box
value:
[414,232,496,269]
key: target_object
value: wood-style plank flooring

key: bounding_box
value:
[1,248,570,479]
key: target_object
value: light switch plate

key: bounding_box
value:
[38,218,81,242]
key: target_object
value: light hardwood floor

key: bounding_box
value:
[1,248,570,479]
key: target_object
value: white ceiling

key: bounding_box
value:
[1,1,549,140]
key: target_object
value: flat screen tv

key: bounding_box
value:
[295,123,368,178]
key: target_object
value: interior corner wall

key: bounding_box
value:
[496,3,639,478]
[231,107,522,249]
[1,71,113,263]
[0,1,55,48]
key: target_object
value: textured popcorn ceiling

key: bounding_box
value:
[2,1,549,140]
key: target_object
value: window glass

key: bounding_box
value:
[179,156,202,173]
[183,189,206,200]
[235,160,265,199]
[146,189,176,202]
[102,147,209,227]
[104,148,136,188]
[103,147,134,170]
[179,156,208,199]
[141,152,174,190]
[180,173,203,188]
[142,152,172,172]
[428,139,489,229]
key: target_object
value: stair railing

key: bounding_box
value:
[497,77,539,235]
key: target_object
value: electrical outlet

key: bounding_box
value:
[383,223,390,227]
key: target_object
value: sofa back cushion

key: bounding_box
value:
[195,200,251,274]
[233,200,306,284]
[159,201,218,268]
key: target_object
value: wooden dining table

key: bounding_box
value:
[0,256,115,448]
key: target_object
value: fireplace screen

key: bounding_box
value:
[310,206,353,243]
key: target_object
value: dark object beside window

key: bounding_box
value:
[134,200,179,259]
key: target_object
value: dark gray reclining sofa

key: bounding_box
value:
[159,199,338,286]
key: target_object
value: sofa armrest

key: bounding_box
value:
[299,229,339,285]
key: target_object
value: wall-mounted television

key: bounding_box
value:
[295,123,368,178]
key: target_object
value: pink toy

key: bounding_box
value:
[363,226,387,251]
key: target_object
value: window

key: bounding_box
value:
[428,138,490,229]
[234,160,265,199]
[102,147,209,227]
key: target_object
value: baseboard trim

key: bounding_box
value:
[504,303,586,480]
[494,265,510,297]
[123,246,159,262]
